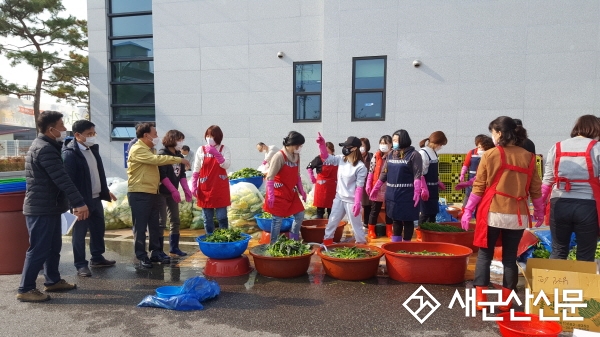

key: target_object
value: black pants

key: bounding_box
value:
[419,213,437,225]
[363,205,371,225]
[316,207,331,219]
[474,226,524,290]
[72,198,106,268]
[368,201,392,224]
[550,198,599,262]
[19,215,63,293]
[392,220,414,240]
[128,192,162,260]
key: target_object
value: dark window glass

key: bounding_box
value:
[295,63,322,93]
[111,38,153,59]
[354,58,385,89]
[295,95,321,121]
[111,125,137,139]
[112,61,154,82]
[113,106,155,122]
[113,84,155,104]
[111,0,152,13]
[354,92,383,120]
[111,15,152,36]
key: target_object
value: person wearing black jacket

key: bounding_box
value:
[17,111,89,303]
[63,120,117,277]
[158,130,193,257]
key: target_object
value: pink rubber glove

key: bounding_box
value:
[459,166,468,182]
[438,181,446,191]
[206,145,225,164]
[353,187,363,217]
[297,175,306,202]
[541,183,552,202]
[180,177,193,202]
[532,196,545,227]
[455,176,475,190]
[316,132,328,159]
[413,179,422,208]
[192,172,199,197]
[161,178,181,203]
[262,160,268,165]
[369,180,383,200]
[307,168,317,184]
[365,173,373,195]
[420,176,429,201]
[266,180,275,208]
[461,194,482,230]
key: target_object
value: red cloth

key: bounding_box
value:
[263,151,305,217]
[196,145,230,208]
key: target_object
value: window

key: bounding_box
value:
[293,62,322,122]
[109,0,155,139]
[352,56,386,121]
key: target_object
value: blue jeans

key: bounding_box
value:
[202,207,228,234]
[72,198,106,268]
[19,215,63,293]
[271,211,304,244]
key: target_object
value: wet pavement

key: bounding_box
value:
[0,232,574,337]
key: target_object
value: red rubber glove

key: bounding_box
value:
[438,181,446,191]
[161,178,181,203]
[369,180,383,200]
[532,196,545,227]
[206,145,224,164]
[353,187,363,217]
[307,168,317,184]
[459,166,468,182]
[266,180,275,208]
[192,172,199,197]
[316,132,328,159]
[461,194,482,230]
[297,175,306,202]
[180,177,193,202]
[365,173,373,195]
[413,179,422,208]
[420,176,429,201]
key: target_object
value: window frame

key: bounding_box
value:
[108,2,155,140]
[351,55,387,122]
[293,61,322,123]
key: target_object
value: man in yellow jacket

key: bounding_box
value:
[127,122,189,268]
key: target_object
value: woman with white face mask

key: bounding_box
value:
[365,135,394,239]
[418,131,448,225]
[191,125,232,234]
[306,141,337,219]
[263,131,306,243]
[454,136,495,199]
[157,130,193,257]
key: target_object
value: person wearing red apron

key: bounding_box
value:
[191,125,231,234]
[306,142,337,219]
[365,135,394,238]
[461,116,543,312]
[541,115,600,262]
[264,131,306,243]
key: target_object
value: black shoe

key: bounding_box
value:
[77,266,92,277]
[90,258,116,267]
[150,252,170,264]
[139,257,153,268]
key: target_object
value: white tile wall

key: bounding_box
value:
[88,0,600,178]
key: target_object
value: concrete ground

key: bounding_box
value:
[0,227,573,337]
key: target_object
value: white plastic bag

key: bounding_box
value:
[228,182,264,234]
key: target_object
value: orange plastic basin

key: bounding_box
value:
[317,243,384,281]
[496,312,562,337]
[419,228,479,252]
[381,242,472,284]
[300,219,345,243]
[249,245,314,278]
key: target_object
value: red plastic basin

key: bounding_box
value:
[0,191,25,212]
[203,256,253,277]
[381,242,472,284]
[317,243,384,281]
[249,245,315,278]
[419,228,479,252]
[496,312,562,337]
[300,219,345,244]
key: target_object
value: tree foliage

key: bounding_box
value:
[0,0,88,129]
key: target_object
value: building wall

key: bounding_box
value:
[89,0,600,178]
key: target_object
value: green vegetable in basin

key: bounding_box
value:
[419,222,467,232]
[230,168,263,179]
[264,235,311,257]
[396,250,455,256]
[201,228,245,243]
[324,246,378,259]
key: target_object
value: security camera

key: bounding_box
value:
[413,60,421,68]
[277,51,285,58]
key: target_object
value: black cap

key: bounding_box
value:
[339,136,362,148]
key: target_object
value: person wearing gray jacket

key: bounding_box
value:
[17,111,89,303]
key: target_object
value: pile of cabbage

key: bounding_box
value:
[228,182,264,234]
